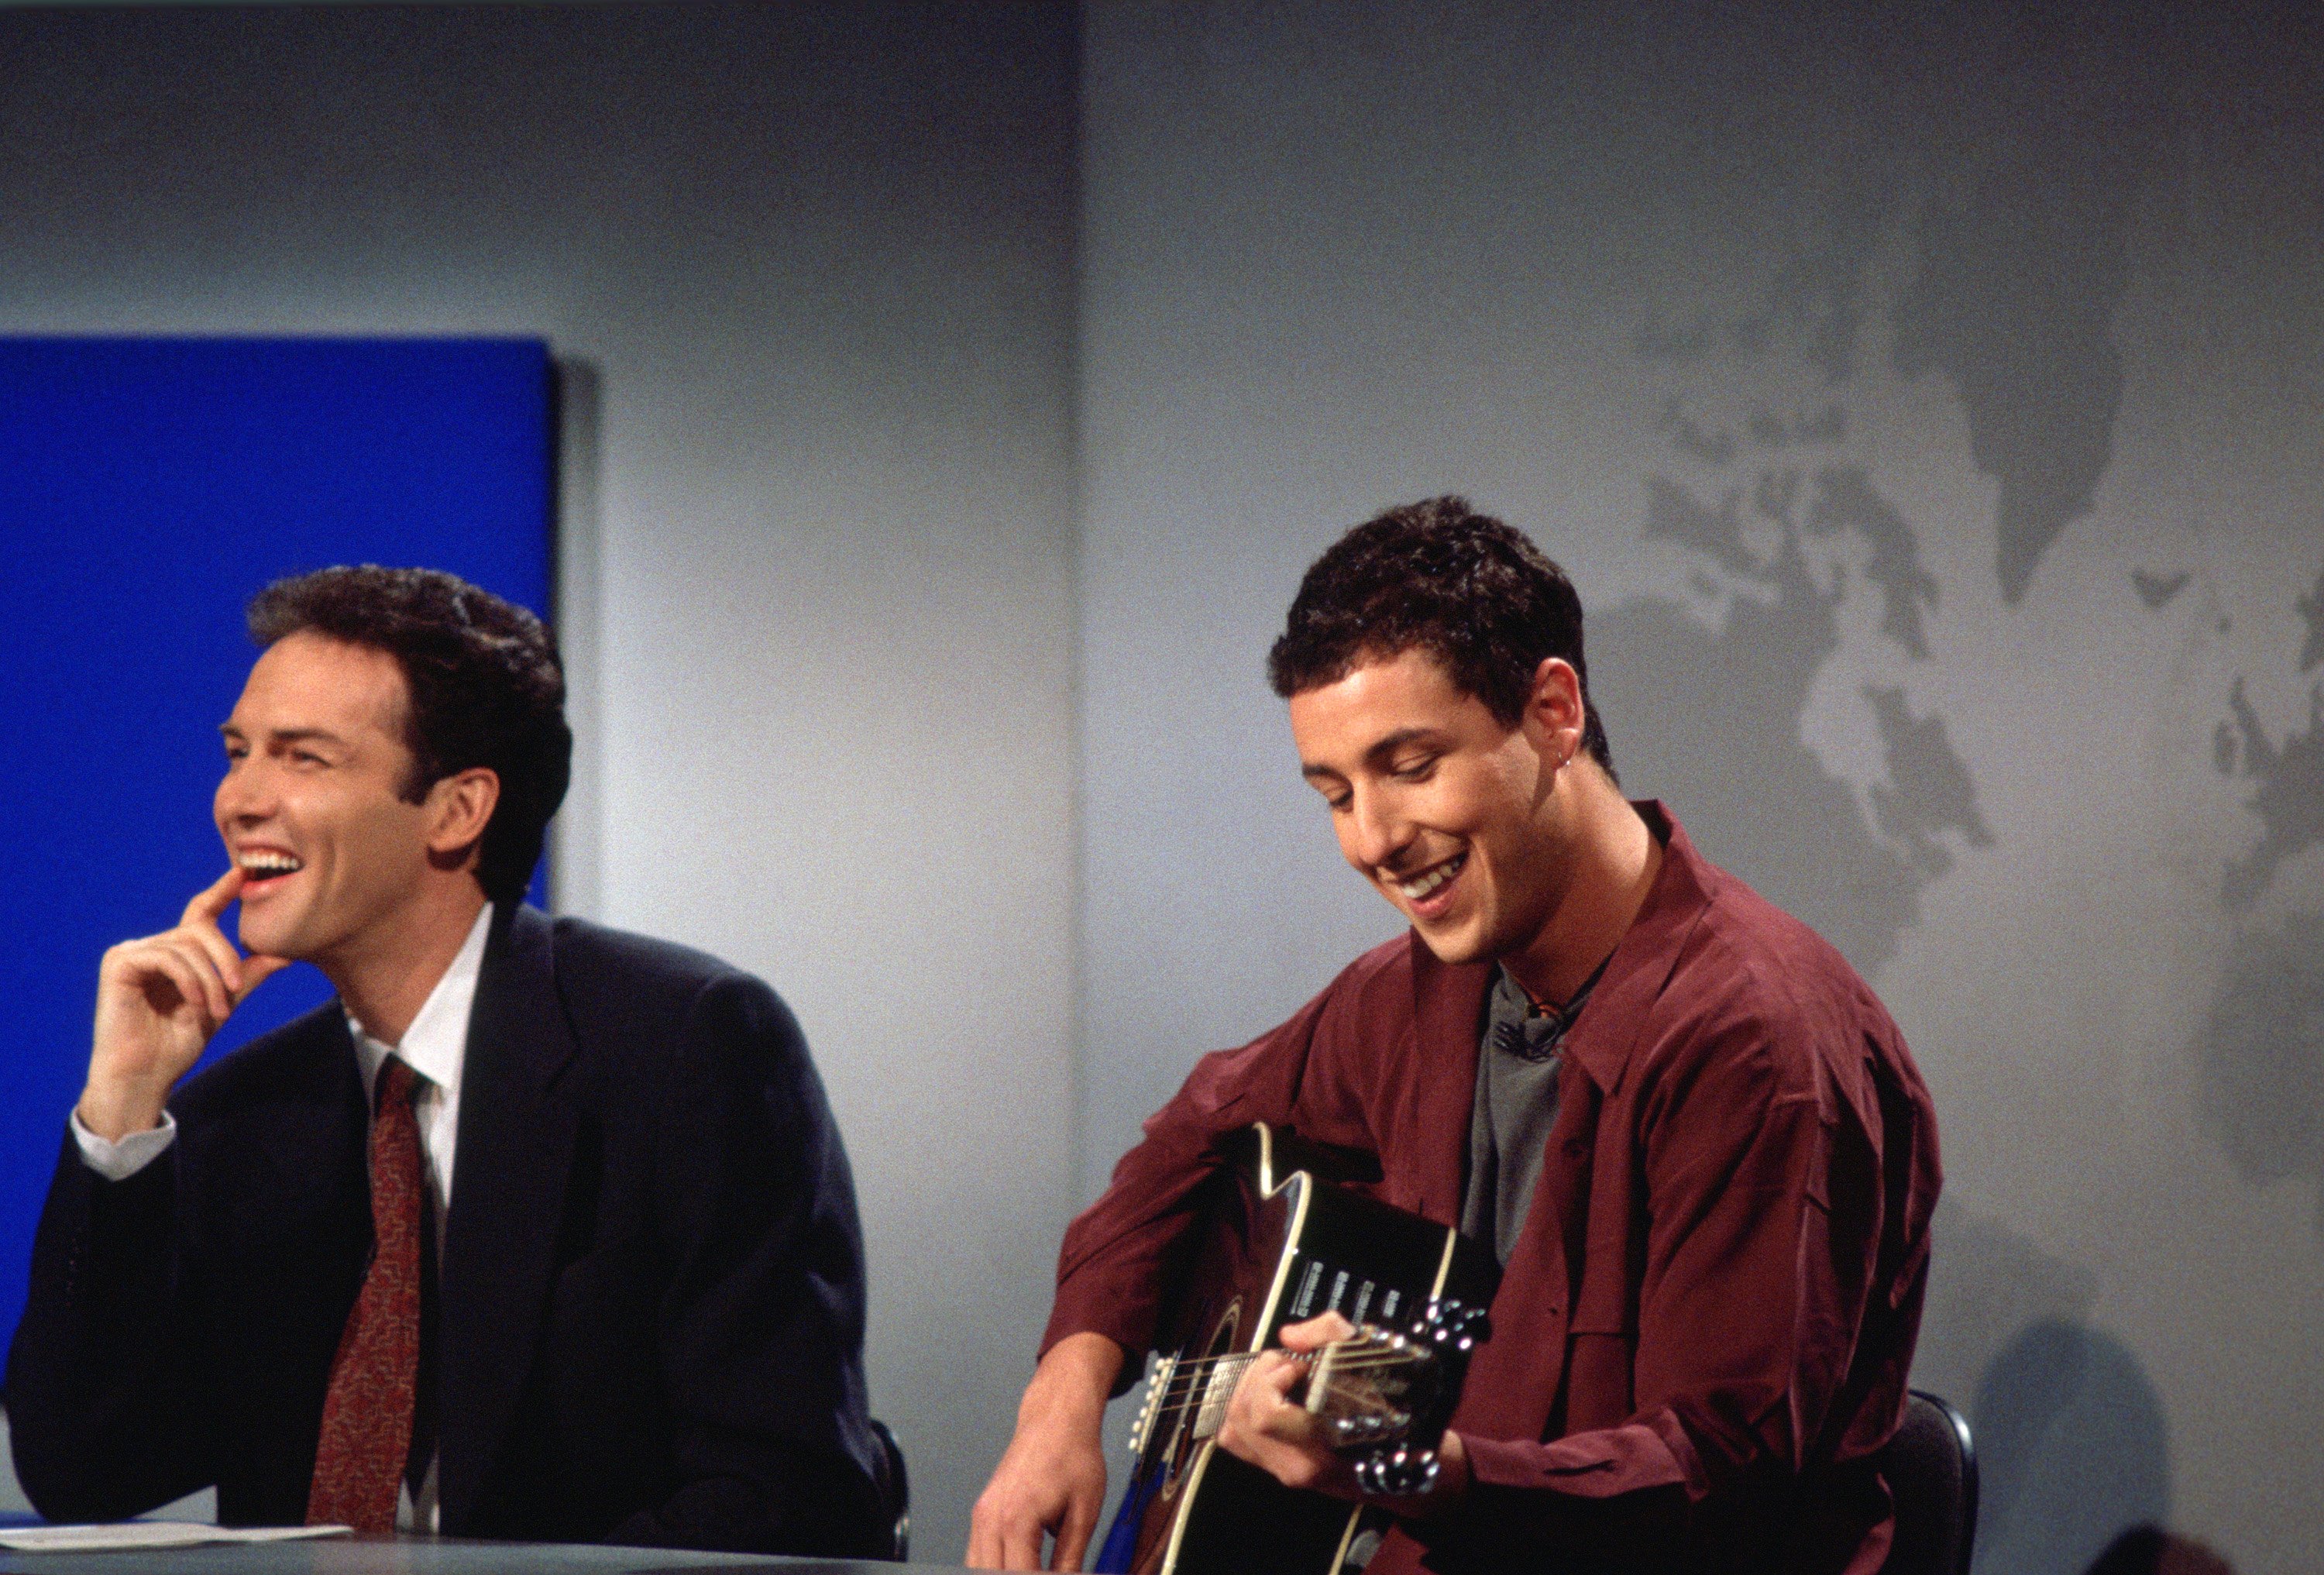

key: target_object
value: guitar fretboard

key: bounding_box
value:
[1128,1333,1428,1456]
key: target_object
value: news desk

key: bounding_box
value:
[0,1537,963,1575]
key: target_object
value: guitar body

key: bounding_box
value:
[1096,1126,1499,1575]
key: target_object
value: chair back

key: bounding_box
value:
[868,1416,910,1562]
[1878,1390,1978,1575]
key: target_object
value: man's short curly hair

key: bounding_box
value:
[246,566,571,903]
[1267,495,1614,776]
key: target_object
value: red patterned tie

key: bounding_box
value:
[307,1057,423,1532]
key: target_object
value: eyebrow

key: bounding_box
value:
[219,724,351,749]
[1300,727,1443,781]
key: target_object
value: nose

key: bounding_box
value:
[1342,784,1414,873]
[214,755,274,830]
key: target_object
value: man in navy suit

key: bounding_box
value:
[5,567,889,1556]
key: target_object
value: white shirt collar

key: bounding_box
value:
[347,901,494,1103]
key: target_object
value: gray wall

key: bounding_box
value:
[0,4,1078,1559]
[5,3,2322,1572]
[1076,4,2322,1573]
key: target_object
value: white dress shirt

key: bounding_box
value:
[342,901,490,1226]
[70,901,496,1534]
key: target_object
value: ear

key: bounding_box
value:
[1522,658,1585,765]
[423,767,501,861]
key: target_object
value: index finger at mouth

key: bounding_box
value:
[183,865,246,925]
[182,920,247,996]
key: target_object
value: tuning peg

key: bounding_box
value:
[1414,1298,1491,1353]
[1332,1408,1412,1446]
[1352,1445,1441,1498]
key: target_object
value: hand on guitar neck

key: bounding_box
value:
[1213,1312,1470,1518]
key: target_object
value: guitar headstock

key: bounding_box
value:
[1305,1298,1491,1498]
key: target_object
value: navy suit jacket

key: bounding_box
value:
[5,905,889,1556]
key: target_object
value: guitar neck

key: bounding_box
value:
[1143,1333,1431,1449]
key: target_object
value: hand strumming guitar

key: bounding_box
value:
[970,1330,1123,1570]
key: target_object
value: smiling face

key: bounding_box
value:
[215,632,445,970]
[1288,648,1582,968]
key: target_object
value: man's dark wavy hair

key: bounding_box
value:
[246,566,572,903]
[1267,495,1614,776]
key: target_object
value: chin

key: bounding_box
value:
[1409,923,1488,967]
[236,915,301,961]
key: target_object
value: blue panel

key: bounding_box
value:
[0,337,554,1350]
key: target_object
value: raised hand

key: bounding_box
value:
[78,868,291,1140]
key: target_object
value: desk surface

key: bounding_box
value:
[0,1535,962,1575]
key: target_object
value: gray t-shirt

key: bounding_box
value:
[1459,961,1604,1266]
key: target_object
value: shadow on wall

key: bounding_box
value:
[2084,1525,2237,1575]
[1909,1201,2174,1575]
[1912,1200,2095,1405]
[1974,1321,2171,1575]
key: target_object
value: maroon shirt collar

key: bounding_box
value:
[1407,800,1717,1112]
[1563,801,1717,1096]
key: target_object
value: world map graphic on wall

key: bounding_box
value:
[1580,61,2323,1574]
[1587,52,2324,1245]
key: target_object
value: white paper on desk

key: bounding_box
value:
[0,1522,352,1552]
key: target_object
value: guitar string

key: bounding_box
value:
[1147,1346,1427,1397]
[1145,1355,1418,1414]
[1143,1368,1424,1429]
[1134,1325,1459,1431]
[1149,1345,1435,1389]
[1143,1347,1413,1384]
[1153,1350,1432,1383]
[1138,1380,1428,1436]
[1151,1357,1430,1402]
[1140,1352,1435,1429]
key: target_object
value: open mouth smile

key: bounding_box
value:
[1391,851,1467,906]
[237,850,304,893]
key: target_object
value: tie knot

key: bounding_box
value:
[376,1056,421,1109]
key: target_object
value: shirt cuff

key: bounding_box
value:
[70,1108,177,1181]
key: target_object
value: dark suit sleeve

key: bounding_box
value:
[4,1130,217,1521]
[599,971,887,1557]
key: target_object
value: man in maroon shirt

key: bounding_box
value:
[969,497,1941,1574]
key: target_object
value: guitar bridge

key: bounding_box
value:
[1126,1352,1177,1458]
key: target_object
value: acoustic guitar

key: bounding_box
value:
[1093,1124,1498,1575]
